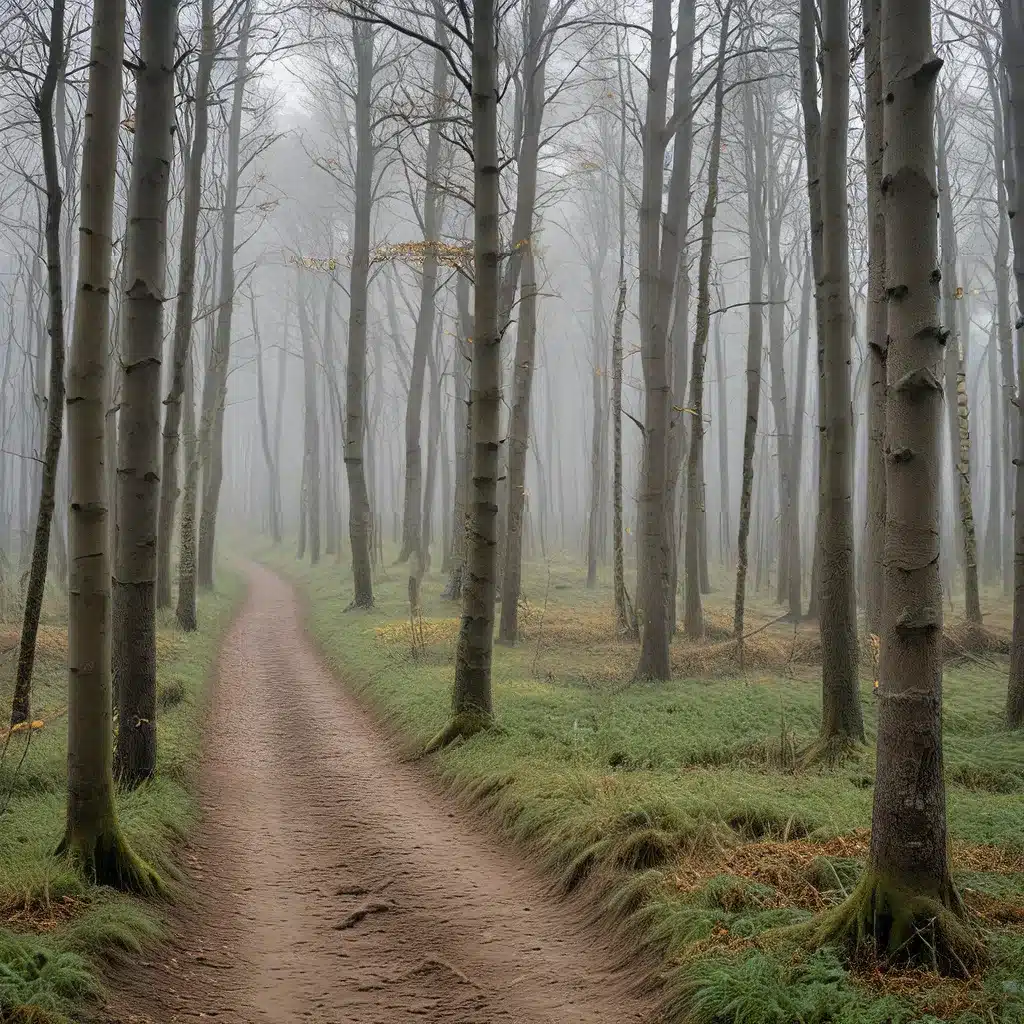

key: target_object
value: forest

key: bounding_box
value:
[0,0,1022,1019]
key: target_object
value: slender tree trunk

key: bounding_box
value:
[984,322,1002,583]
[442,276,471,600]
[176,351,198,632]
[421,318,443,569]
[1005,0,1024,727]
[273,311,287,542]
[113,0,178,787]
[10,0,67,727]
[297,271,320,564]
[864,0,887,636]
[343,22,375,608]
[499,245,538,644]
[399,39,447,565]
[59,0,156,891]
[790,249,812,618]
[251,293,280,543]
[156,0,212,608]
[734,80,765,650]
[682,6,730,641]
[714,313,731,565]
[817,0,865,749]
[936,99,981,625]
[197,0,250,589]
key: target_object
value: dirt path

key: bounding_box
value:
[105,564,656,1024]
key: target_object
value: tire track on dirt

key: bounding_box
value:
[104,563,655,1023]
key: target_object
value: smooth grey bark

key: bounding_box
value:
[421,316,444,567]
[296,272,320,564]
[156,0,213,608]
[113,0,178,787]
[11,0,67,728]
[442,274,471,600]
[197,0,251,589]
[176,349,198,632]
[343,20,375,608]
[250,292,281,543]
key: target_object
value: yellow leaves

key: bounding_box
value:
[371,240,473,271]
[291,255,338,272]
[3,719,45,740]
[955,286,964,299]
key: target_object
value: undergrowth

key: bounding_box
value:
[265,544,1024,1024]
[0,574,243,1023]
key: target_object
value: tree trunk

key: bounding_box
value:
[864,0,887,636]
[814,0,981,969]
[59,0,157,891]
[790,248,812,619]
[251,292,281,544]
[343,22,376,609]
[421,316,444,569]
[498,245,538,645]
[936,98,981,625]
[442,275,471,601]
[197,0,250,590]
[399,39,447,565]
[682,5,730,642]
[10,0,67,727]
[984,321,1002,583]
[734,80,765,650]
[297,271,321,564]
[156,0,213,608]
[817,0,865,749]
[176,351,198,632]
[113,0,178,787]
[435,0,501,747]
[1005,0,1024,727]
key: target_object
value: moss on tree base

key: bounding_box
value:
[801,870,984,977]
[424,711,492,754]
[57,825,164,896]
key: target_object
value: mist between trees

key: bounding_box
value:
[0,0,1022,1004]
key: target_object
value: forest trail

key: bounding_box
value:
[104,564,654,1024]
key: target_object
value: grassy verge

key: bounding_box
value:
[0,572,244,1023]
[265,544,1024,1024]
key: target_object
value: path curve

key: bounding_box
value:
[105,564,656,1024]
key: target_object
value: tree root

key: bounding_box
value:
[797,732,864,770]
[795,870,985,977]
[423,711,492,754]
[57,825,164,896]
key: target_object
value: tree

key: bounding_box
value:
[808,0,982,972]
[156,0,214,608]
[296,269,320,563]
[815,0,865,754]
[9,0,67,727]
[113,0,180,786]
[58,0,158,891]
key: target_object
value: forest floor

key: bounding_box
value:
[252,545,1024,1024]
[0,575,242,1023]
[101,563,654,1024]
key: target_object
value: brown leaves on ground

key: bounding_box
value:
[0,625,184,663]
[1,893,84,933]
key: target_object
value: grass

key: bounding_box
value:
[0,572,243,1023]
[264,543,1024,1024]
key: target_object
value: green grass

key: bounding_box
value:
[265,543,1024,1024]
[0,573,244,1023]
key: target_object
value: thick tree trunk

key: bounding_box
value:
[734,81,765,650]
[343,22,375,609]
[197,0,250,590]
[682,6,730,642]
[498,246,538,644]
[156,0,213,608]
[10,0,67,728]
[864,0,887,636]
[59,0,156,891]
[435,0,501,747]
[817,0,865,748]
[813,0,981,969]
[113,0,178,787]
